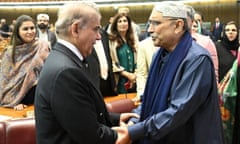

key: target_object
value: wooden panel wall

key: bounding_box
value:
[191,1,239,27]
[0,1,239,28]
[0,5,153,27]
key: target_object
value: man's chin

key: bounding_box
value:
[152,40,160,47]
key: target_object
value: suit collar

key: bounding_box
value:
[53,42,84,68]
[53,42,104,98]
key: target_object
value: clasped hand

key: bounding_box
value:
[112,113,139,144]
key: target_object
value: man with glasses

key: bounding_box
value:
[113,2,224,144]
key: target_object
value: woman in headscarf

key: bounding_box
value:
[215,21,240,144]
[0,15,49,110]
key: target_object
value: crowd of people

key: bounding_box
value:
[0,1,239,144]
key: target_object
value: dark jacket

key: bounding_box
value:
[87,29,117,96]
[34,43,119,144]
[36,29,57,49]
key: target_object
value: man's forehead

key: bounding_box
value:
[89,19,101,28]
[39,17,48,20]
[149,11,164,20]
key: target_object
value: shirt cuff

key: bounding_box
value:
[128,122,145,141]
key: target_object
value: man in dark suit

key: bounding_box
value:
[211,17,223,41]
[34,2,137,144]
[88,29,117,96]
[36,13,57,49]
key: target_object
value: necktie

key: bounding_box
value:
[82,58,88,69]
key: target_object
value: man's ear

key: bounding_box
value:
[71,22,79,36]
[175,19,184,33]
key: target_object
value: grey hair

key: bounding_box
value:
[183,19,189,31]
[184,5,196,20]
[55,1,101,38]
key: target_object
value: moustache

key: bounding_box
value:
[150,33,160,40]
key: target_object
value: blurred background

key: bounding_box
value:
[0,0,238,33]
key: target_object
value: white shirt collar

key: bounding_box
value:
[58,39,84,61]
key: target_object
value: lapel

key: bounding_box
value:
[53,43,84,68]
[53,43,104,99]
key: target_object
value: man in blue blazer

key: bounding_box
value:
[34,2,137,144]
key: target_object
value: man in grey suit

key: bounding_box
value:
[34,2,138,144]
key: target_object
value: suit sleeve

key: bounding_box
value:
[51,68,117,144]
[129,56,215,141]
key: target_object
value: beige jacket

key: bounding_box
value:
[136,37,158,98]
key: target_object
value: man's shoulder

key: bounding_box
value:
[47,30,56,36]
[193,33,215,48]
[139,37,152,45]
[190,41,210,56]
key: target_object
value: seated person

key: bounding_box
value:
[0,15,49,110]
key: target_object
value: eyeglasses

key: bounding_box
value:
[148,20,161,27]
[225,29,237,32]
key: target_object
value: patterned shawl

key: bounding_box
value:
[0,39,49,107]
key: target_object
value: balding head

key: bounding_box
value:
[55,1,101,38]
[118,7,130,15]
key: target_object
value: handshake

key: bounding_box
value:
[112,113,139,144]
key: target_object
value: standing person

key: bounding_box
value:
[0,15,49,110]
[36,13,57,49]
[109,13,138,94]
[34,2,138,144]
[194,11,213,39]
[118,7,141,39]
[191,19,200,33]
[104,16,114,32]
[211,17,224,42]
[135,37,157,101]
[86,28,117,96]
[106,7,140,42]
[92,28,118,96]
[185,5,219,82]
[113,2,224,144]
[215,21,240,144]
[0,18,10,38]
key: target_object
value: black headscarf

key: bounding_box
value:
[221,21,239,51]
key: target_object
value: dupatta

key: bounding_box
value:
[0,40,49,107]
[218,46,240,144]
